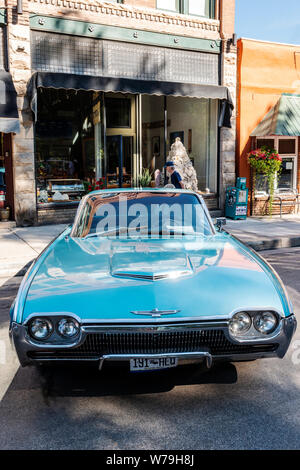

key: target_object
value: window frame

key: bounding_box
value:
[254,136,298,195]
[156,0,181,14]
[156,0,214,19]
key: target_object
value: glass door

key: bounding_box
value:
[107,135,123,188]
[105,93,136,188]
[106,135,134,188]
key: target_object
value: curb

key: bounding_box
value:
[231,236,300,252]
[0,260,34,279]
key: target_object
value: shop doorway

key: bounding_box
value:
[0,133,14,219]
[106,135,133,188]
[105,93,136,188]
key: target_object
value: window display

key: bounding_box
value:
[35,89,220,207]
[141,95,218,193]
[35,88,96,205]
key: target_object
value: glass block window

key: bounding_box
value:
[32,32,219,86]
[31,31,103,76]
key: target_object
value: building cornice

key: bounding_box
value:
[27,0,220,39]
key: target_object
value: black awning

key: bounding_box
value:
[28,72,234,128]
[0,71,20,134]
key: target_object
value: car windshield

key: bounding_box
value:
[72,191,213,239]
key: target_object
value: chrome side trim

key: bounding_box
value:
[23,311,83,326]
[21,306,286,326]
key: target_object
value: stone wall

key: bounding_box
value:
[220,42,237,209]
[219,0,237,210]
[6,0,36,225]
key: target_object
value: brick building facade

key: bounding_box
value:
[0,0,236,225]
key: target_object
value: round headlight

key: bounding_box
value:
[29,318,53,340]
[57,318,80,338]
[254,312,278,335]
[229,312,252,336]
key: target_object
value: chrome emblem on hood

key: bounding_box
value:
[131,308,181,318]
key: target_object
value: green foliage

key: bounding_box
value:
[248,146,282,216]
[138,168,153,187]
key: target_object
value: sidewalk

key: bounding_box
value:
[225,215,300,252]
[0,223,67,282]
[0,216,300,280]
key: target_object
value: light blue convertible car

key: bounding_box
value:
[10,189,297,372]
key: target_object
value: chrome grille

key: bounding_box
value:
[28,330,278,360]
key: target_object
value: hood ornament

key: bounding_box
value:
[131,308,180,318]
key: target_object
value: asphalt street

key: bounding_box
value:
[0,248,299,450]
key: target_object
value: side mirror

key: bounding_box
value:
[216,217,227,232]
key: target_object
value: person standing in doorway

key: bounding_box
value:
[164,161,184,189]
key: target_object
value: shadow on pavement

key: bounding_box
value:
[35,361,238,399]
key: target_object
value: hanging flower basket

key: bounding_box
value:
[248,147,282,216]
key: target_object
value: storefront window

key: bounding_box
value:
[35,88,102,205]
[255,136,298,194]
[278,157,296,190]
[141,96,218,193]
[167,97,218,193]
[278,138,296,154]
[35,89,219,205]
[106,98,131,128]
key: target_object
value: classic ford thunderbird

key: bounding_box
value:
[10,189,297,371]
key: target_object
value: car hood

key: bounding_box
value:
[23,233,286,322]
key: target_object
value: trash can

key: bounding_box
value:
[225,177,248,220]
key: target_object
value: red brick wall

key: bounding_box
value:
[220,0,235,38]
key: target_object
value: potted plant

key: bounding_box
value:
[248,146,282,216]
[138,168,153,188]
[0,206,10,221]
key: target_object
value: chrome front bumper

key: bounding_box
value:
[10,315,297,367]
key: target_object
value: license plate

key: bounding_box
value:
[130,357,178,372]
